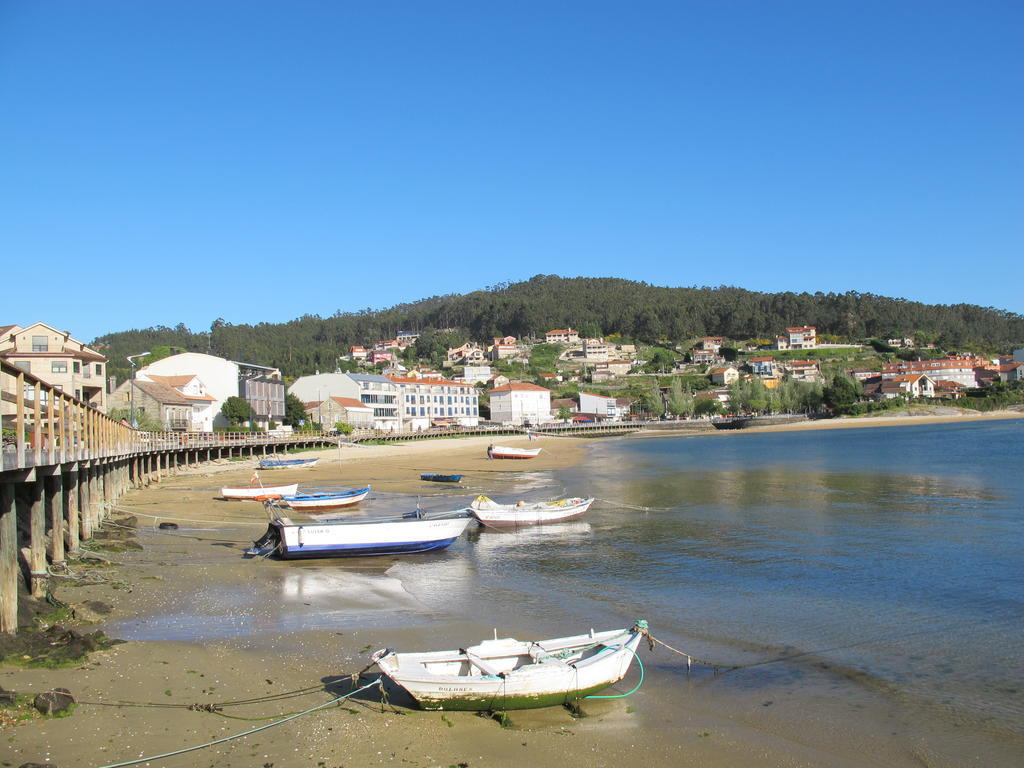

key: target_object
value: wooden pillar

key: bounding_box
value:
[0,484,17,634]
[28,479,46,598]
[83,467,97,540]
[65,470,80,553]
[47,474,65,566]
[78,466,91,540]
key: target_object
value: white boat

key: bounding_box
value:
[372,620,649,711]
[245,507,473,559]
[488,445,541,459]
[259,457,319,469]
[281,486,371,510]
[220,483,299,500]
[470,495,594,528]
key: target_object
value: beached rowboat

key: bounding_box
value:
[259,457,319,469]
[245,508,473,559]
[372,620,649,711]
[421,473,463,483]
[220,483,299,500]
[280,486,371,510]
[470,495,594,528]
[488,445,541,459]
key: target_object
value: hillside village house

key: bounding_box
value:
[579,391,627,421]
[786,360,820,382]
[303,397,373,429]
[864,374,936,400]
[396,331,420,345]
[447,342,487,364]
[591,360,632,383]
[460,365,493,385]
[582,338,611,361]
[545,329,579,344]
[348,346,367,361]
[369,350,393,365]
[490,336,521,361]
[489,382,551,426]
[748,357,776,377]
[137,352,284,430]
[773,326,817,350]
[0,323,108,410]
[691,348,722,366]
[700,337,724,353]
[994,361,1024,383]
[389,375,480,430]
[710,366,740,386]
[881,356,983,388]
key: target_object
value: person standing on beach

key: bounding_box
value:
[487,444,494,459]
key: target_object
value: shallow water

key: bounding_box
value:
[112,420,1024,765]
[394,420,1024,764]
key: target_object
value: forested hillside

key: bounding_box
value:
[94,275,1024,382]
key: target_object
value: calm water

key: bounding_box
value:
[116,419,1024,764]
[394,420,1024,760]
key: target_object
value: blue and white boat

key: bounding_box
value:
[281,486,371,510]
[259,457,319,469]
[246,507,473,560]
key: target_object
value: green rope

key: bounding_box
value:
[95,678,382,768]
[585,646,644,700]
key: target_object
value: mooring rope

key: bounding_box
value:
[95,678,382,768]
[592,498,682,512]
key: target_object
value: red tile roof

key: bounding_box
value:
[491,382,550,393]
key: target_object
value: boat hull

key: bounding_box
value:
[248,512,473,559]
[259,458,319,469]
[281,487,370,510]
[375,625,645,711]
[470,497,594,528]
[421,474,463,483]
[489,446,541,459]
[221,483,299,500]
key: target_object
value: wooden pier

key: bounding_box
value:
[0,361,338,634]
[1,358,642,634]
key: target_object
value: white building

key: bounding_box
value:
[579,391,626,421]
[389,375,480,430]
[137,352,284,430]
[489,382,552,426]
[289,372,401,431]
[460,366,493,385]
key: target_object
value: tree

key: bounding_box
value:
[557,405,572,423]
[666,378,694,417]
[221,396,252,426]
[823,375,862,414]
[107,407,165,432]
[644,347,676,374]
[694,397,724,416]
[283,393,307,426]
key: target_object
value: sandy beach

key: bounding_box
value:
[2,412,1022,767]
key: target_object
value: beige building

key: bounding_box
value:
[0,322,108,409]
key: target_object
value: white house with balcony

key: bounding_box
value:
[389,375,480,430]
[489,382,551,426]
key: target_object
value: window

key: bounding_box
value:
[73,362,80,374]
[14,360,30,373]
[32,335,48,352]
[51,361,68,373]
[95,364,102,376]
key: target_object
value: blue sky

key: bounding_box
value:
[2,1,1021,342]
